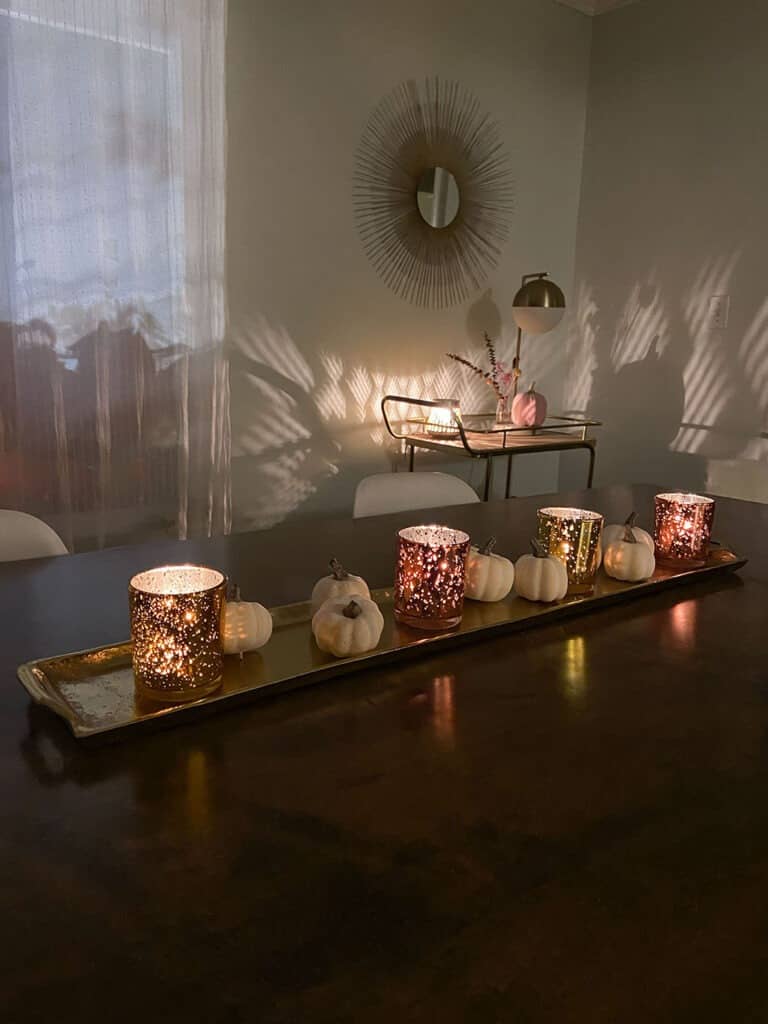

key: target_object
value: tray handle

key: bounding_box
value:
[18,664,74,724]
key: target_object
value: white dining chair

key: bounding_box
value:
[0,510,69,562]
[353,472,480,518]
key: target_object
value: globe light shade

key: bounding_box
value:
[512,274,566,335]
[512,305,565,335]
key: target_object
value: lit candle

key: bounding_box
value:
[536,506,603,595]
[425,404,459,438]
[129,565,226,703]
[394,525,470,630]
[654,492,715,567]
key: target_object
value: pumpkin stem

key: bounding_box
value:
[479,537,497,556]
[529,381,536,394]
[342,599,363,619]
[230,583,242,602]
[329,558,349,581]
[624,511,637,530]
[623,523,638,544]
[531,538,548,558]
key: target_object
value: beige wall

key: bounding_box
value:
[225,0,593,530]
[568,0,768,501]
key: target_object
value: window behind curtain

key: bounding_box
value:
[0,1,229,551]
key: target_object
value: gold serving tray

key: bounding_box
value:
[18,548,745,741]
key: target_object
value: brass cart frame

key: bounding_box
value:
[381,396,602,501]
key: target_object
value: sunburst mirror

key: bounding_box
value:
[353,78,514,308]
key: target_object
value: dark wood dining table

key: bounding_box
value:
[2,483,768,1023]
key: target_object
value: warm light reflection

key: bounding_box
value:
[431,675,456,750]
[562,635,587,703]
[185,748,213,840]
[664,599,698,653]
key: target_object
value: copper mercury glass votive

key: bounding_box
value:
[654,492,715,567]
[394,525,471,630]
[536,507,604,595]
[129,565,227,703]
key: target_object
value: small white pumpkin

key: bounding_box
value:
[514,539,568,603]
[221,586,273,654]
[465,537,515,602]
[312,596,384,658]
[311,558,370,613]
[601,512,654,558]
[603,524,656,582]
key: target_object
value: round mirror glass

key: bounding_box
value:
[416,167,460,228]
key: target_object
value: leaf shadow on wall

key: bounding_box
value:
[568,265,761,493]
[584,279,698,489]
[227,317,343,533]
[227,300,570,528]
[568,239,768,498]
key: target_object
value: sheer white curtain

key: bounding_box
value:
[0,0,229,550]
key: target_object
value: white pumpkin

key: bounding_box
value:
[465,537,515,602]
[601,512,654,557]
[311,558,370,613]
[312,596,384,658]
[221,588,273,654]
[603,525,656,582]
[514,540,568,603]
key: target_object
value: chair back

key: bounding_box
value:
[353,472,479,518]
[0,510,68,562]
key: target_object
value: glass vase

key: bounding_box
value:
[495,395,512,425]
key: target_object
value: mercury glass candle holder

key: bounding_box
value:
[537,507,604,595]
[654,492,715,567]
[129,565,227,703]
[394,525,471,630]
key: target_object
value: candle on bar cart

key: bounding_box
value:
[129,565,227,703]
[394,525,470,630]
[654,492,715,567]
[425,404,459,439]
[536,506,604,595]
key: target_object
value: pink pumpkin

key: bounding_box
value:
[511,382,547,427]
